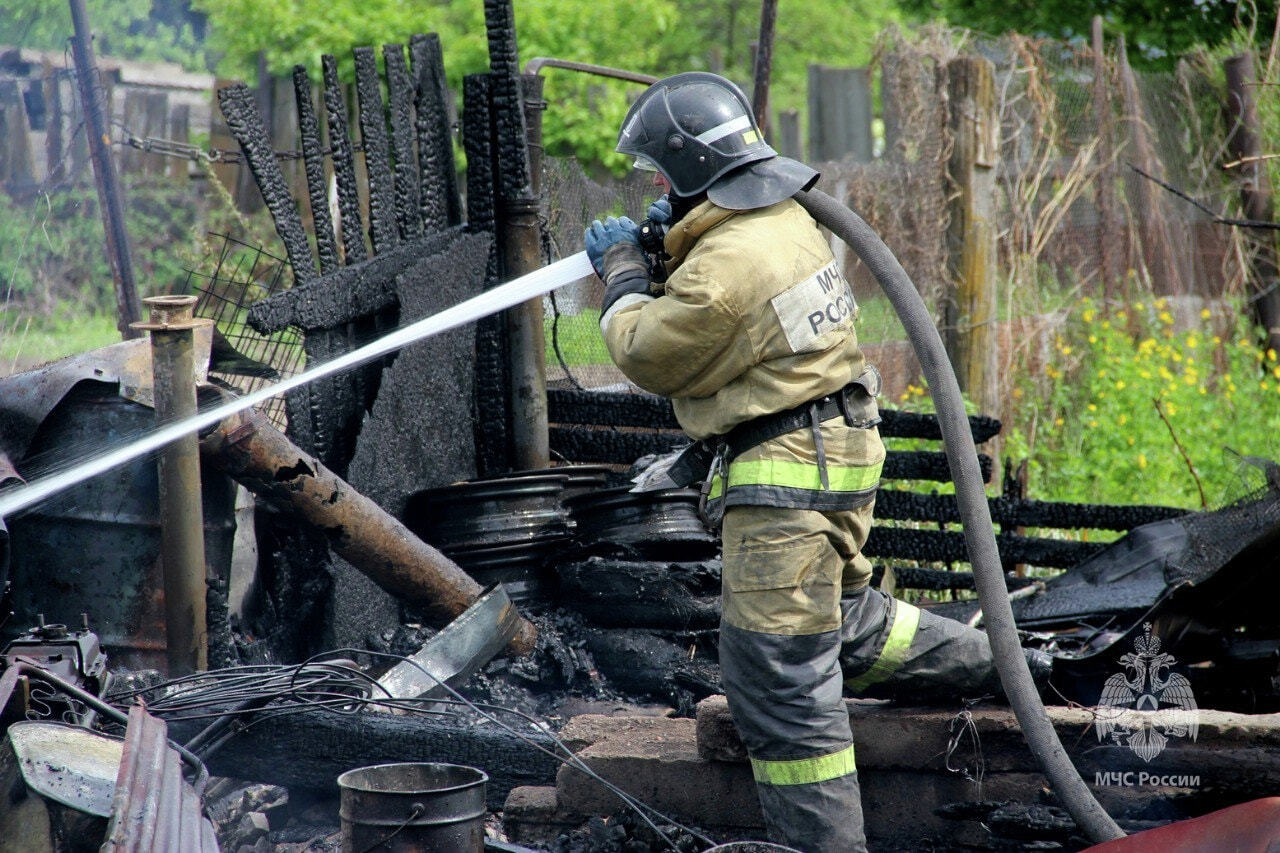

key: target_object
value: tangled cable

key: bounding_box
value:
[104,651,718,852]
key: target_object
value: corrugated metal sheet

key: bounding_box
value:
[103,705,218,853]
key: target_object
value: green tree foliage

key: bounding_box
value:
[0,0,207,69]
[898,0,1274,65]
[192,0,900,170]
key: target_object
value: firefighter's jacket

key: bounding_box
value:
[601,198,885,516]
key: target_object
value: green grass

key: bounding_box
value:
[545,307,612,366]
[1,309,121,374]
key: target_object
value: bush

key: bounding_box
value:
[1011,297,1280,508]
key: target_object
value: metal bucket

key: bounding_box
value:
[338,762,487,853]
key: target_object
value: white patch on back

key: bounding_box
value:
[770,262,857,353]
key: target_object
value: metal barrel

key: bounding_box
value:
[338,762,488,853]
[4,381,236,670]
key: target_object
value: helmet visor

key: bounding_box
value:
[632,154,659,172]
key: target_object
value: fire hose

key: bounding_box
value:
[0,191,1121,840]
[795,188,1123,842]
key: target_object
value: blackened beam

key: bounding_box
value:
[483,0,532,201]
[547,427,993,482]
[410,33,463,230]
[322,54,367,265]
[246,227,488,333]
[354,46,399,254]
[217,84,316,284]
[384,44,423,242]
[547,389,1002,443]
[168,709,557,808]
[864,526,1103,569]
[293,65,340,275]
[874,489,1187,532]
[200,405,537,654]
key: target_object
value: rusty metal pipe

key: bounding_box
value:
[133,296,210,676]
[199,406,537,656]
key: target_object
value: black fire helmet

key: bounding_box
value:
[616,71,818,211]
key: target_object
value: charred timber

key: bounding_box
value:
[465,73,512,477]
[199,406,537,655]
[546,389,1002,442]
[353,47,400,254]
[245,227,484,334]
[863,527,1102,569]
[483,0,532,202]
[168,709,557,808]
[292,65,340,275]
[548,427,993,482]
[873,490,1187,531]
[384,44,423,242]
[410,34,462,231]
[321,54,367,265]
[217,85,316,284]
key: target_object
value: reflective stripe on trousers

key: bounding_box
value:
[721,621,867,853]
[839,586,1012,701]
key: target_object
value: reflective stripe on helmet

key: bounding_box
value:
[844,600,921,692]
[694,113,753,146]
[750,743,857,786]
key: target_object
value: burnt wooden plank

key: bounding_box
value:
[465,73,510,477]
[217,84,316,283]
[246,226,482,333]
[874,489,1187,532]
[383,43,422,241]
[321,54,366,265]
[293,65,340,275]
[863,526,1103,569]
[410,33,462,230]
[548,427,991,482]
[354,46,399,254]
[546,389,1001,443]
[482,0,531,202]
[169,709,557,807]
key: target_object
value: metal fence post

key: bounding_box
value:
[134,295,212,675]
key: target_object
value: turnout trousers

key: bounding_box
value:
[719,504,1036,852]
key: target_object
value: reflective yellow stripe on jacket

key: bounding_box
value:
[750,743,857,786]
[707,457,883,501]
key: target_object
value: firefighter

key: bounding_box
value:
[585,72,1049,852]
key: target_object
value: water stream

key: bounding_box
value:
[0,252,596,519]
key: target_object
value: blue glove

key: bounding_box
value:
[647,196,673,227]
[584,216,640,276]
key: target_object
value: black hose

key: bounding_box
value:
[795,188,1124,843]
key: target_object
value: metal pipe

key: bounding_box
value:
[199,405,538,656]
[522,57,657,86]
[503,74,551,470]
[133,296,211,676]
[68,0,142,339]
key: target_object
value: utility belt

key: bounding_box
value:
[722,366,882,464]
[630,367,884,527]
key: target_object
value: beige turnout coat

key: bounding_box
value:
[601,198,885,518]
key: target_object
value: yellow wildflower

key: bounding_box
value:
[1054,417,1065,426]
[1127,436,1136,446]
[1155,297,1168,309]
[1115,380,1126,390]
[1159,311,1174,325]
[1138,453,1147,470]
[1166,402,1178,416]
[1088,334,1098,344]
[1134,301,1145,311]
[1082,308,1096,324]
[1269,349,1278,362]
[1185,335,1197,349]
[1088,419,1098,428]
[1200,307,1212,320]
[1118,413,1128,426]
[1087,403,1098,412]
